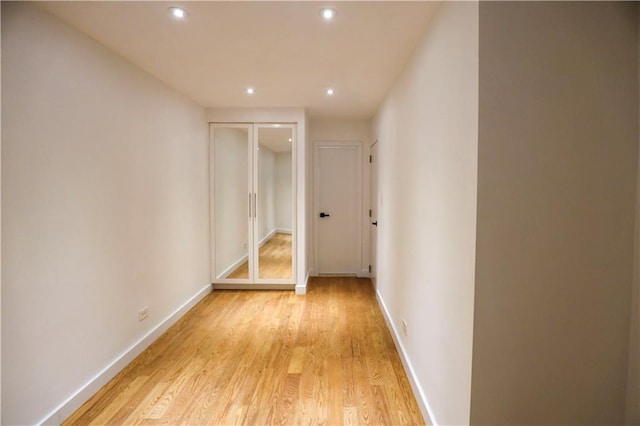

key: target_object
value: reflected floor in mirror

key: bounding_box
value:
[228,233,292,279]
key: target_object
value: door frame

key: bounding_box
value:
[313,141,363,275]
[369,139,378,289]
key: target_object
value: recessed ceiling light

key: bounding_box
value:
[168,7,188,19]
[288,138,293,142]
[320,8,336,21]
[326,88,335,95]
[246,87,255,95]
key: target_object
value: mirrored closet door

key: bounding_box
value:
[210,123,296,285]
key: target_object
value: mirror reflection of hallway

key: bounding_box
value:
[216,124,294,281]
[257,126,293,280]
[228,232,292,279]
[213,125,251,281]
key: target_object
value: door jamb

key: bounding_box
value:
[369,139,379,289]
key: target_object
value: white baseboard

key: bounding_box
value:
[213,283,294,291]
[259,228,278,247]
[357,268,370,278]
[218,253,248,279]
[275,228,292,235]
[375,290,438,426]
[317,273,357,277]
[40,284,213,426]
[296,269,311,294]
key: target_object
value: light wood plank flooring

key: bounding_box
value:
[228,233,293,280]
[63,277,425,425]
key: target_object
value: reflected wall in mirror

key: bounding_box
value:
[257,126,293,280]
[213,125,251,280]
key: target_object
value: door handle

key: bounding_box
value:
[319,212,330,218]
[372,221,377,226]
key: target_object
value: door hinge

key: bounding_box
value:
[369,209,372,217]
[369,155,372,163]
[368,265,372,273]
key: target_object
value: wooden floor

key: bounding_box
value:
[63,277,425,425]
[228,233,292,280]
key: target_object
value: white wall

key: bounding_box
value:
[1,4,209,424]
[259,146,276,241]
[628,139,640,426]
[308,117,371,276]
[0,4,3,423]
[304,110,312,291]
[275,152,293,232]
[259,148,292,240]
[309,117,371,142]
[473,2,638,424]
[371,3,478,424]
[213,127,249,278]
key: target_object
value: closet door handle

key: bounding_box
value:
[253,193,257,218]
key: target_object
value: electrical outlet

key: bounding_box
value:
[402,319,408,337]
[138,307,149,322]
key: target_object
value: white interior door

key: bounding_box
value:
[370,141,378,288]
[315,143,362,274]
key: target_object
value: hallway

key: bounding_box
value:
[4,2,638,423]
[64,277,424,425]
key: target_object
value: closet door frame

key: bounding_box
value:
[210,122,297,286]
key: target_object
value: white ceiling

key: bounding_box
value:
[38,1,438,119]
